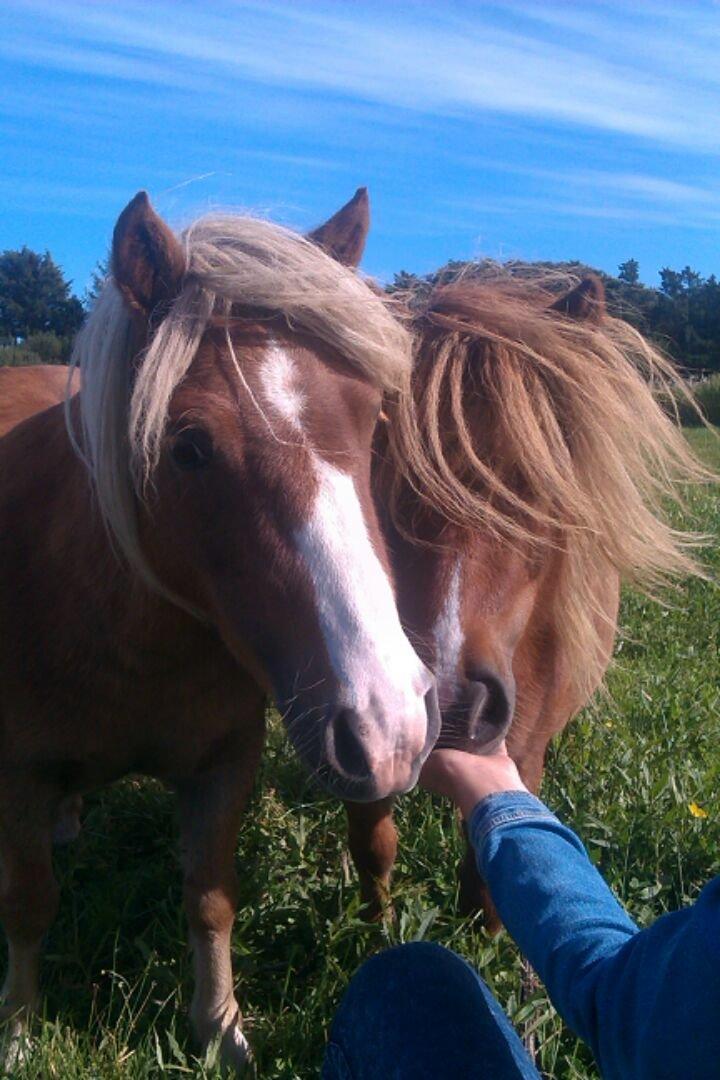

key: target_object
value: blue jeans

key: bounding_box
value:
[322,941,540,1080]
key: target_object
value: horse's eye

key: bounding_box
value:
[170,429,213,471]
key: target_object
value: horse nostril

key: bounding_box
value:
[439,668,516,751]
[467,681,490,734]
[465,669,516,735]
[424,684,442,745]
[328,708,370,779]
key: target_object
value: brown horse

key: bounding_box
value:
[0,191,441,1068]
[344,265,708,923]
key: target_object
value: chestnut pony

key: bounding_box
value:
[0,191,440,1068]
[352,268,707,922]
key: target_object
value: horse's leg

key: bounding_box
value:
[0,788,59,1057]
[458,819,495,923]
[176,732,263,1071]
[344,798,396,921]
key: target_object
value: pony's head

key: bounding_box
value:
[380,272,710,753]
[70,190,440,801]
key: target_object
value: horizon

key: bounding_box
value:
[2,1,720,294]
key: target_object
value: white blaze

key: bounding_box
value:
[260,342,430,761]
[433,559,464,705]
[260,341,305,431]
[296,458,429,730]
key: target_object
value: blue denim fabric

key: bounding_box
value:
[324,791,720,1079]
[322,941,540,1079]
[470,791,720,1080]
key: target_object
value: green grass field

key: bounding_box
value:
[3,429,719,1079]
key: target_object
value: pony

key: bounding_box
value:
[343,263,709,923]
[0,190,441,1069]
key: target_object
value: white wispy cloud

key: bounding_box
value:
[0,177,131,217]
[448,162,720,230]
[501,1,720,89]
[478,163,720,207]
[450,194,708,230]
[2,0,720,151]
[2,1,718,285]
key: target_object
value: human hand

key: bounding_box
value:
[419,742,528,819]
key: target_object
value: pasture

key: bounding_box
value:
[2,427,718,1079]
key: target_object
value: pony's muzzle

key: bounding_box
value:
[325,681,441,801]
[438,669,515,755]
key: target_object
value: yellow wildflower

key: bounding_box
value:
[688,802,708,819]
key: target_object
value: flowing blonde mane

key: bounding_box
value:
[383,278,713,697]
[69,212,412,583]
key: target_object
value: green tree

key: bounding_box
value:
[385,256,720,374]
[0,247,84,340]
[83,256,109,309]
[387,270,425,293]
[659,267,684,299]
[618,259,639,285]
[680,266,703,291]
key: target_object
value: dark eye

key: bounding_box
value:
[170,428,213,471]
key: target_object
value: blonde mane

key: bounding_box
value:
[69,212,412,583]
[383,278,713,697]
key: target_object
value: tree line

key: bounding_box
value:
[389,257,720,375]
[0,248,86,365]
[1,245,718,375]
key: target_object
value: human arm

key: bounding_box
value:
[421,748,720,1080]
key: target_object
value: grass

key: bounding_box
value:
[677,373,720,427]
[3,428,719,1078]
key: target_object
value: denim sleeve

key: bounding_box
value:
[468,791,720,1080]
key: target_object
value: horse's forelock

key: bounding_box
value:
[69,212,411,592]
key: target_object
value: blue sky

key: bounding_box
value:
[2,0,720,294]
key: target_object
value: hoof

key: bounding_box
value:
[359,881,394,925]
[219,1022,252,1073]
[360,898,395,925]
[52,816,81,845]
[199,1016,252,1074]
[0,1017,31,1073]
[53,796,82,845]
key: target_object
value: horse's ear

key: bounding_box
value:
[308,187,370,267]
[112,191,186,318]
[550,274,606,323]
